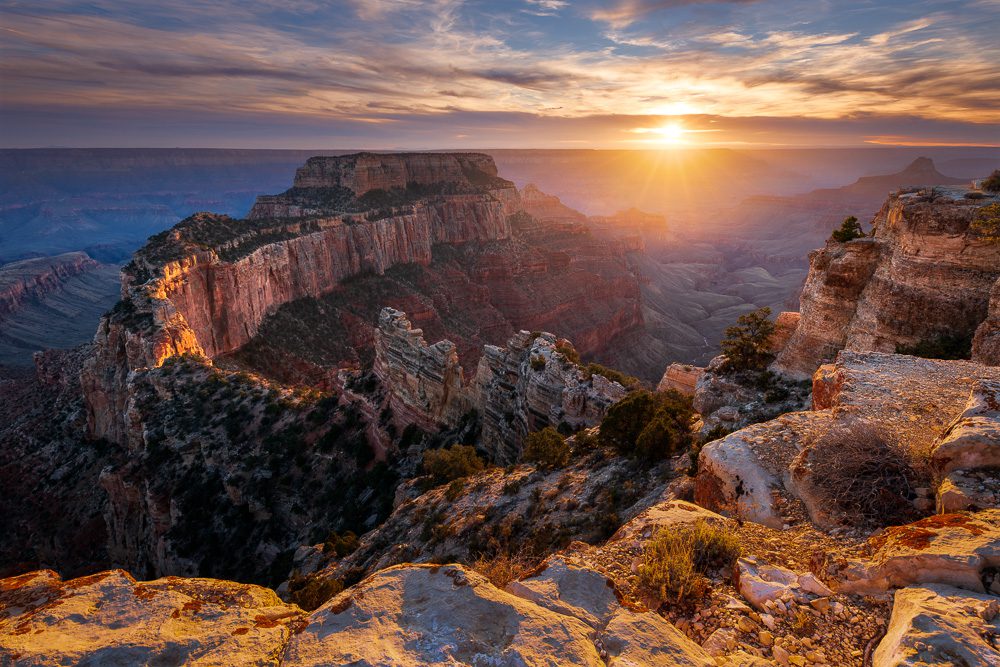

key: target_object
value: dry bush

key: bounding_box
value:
[637,519,741,605]
[287,573,344,611]
[471,544,539,588]
[806,423,930,529]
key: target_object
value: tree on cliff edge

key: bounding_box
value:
[830,216,865,242]
[720,307,776,373]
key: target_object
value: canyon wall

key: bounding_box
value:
[374,306,627,463]
[291,152,504,194]
[0,252,98,321]
[82,153,519,444]
[774,186,1000,378]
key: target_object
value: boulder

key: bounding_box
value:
[600,608,715,667]
[283,563,715,667]
[611,499,731,544]
[834,510,1000,594]
[506,556,620,629]
[736,557,833,611]
[931,379,1000,475]
[0,569,305,666]
[657,363,705,396]
[873,583,1000,666]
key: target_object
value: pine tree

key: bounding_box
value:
[830,216,865,242]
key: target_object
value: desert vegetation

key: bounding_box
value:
[829,215,865,242]
[422,444,486,488]
[803,423,930,529]
[598,389,695,461]
[720,307,776,373]
[638,519,741,605]
[523,427,570,470]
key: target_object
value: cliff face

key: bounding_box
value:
[374,307,627,464]
[291,152,504,194]
[0,252,98,321]
[373,308,471,432]
[82,153,519,444]
[774,187,1000,378]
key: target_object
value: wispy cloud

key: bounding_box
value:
[0,0,997,147]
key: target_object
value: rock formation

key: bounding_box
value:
[0,252,98,321]
[0,569,306,665]
[82,153,649,445]
[697,351,1000,528]
[374,307,627,463]
[774,186,1000,378]
[373,308,471,432]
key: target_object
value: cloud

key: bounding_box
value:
[590,0,761,29]
[0,0,997,147]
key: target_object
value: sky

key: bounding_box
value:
[1,0,998,149]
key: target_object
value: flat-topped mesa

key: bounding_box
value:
[249,152,521,220]
[293,152,504,193]
[773,185,1000,379]
[373,307,627,463]
[81,154,524,444]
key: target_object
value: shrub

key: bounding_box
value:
[971,203,1000,244]
[830,215,865,242]
[720,307,776,373]
[445,479,465,501]
[638,520,741,605]
[599,389,695,461]
[571,428,600,456]
[530,355,547,371]
[471,545,538,588]
[983,169,1000,193]
[322,530,359,557]
[584,363,641,389]
[523,427,571,469]
[804,424,930,529]
[896,333,972,360]
[287,573,344,611]
[554,340,581,365]
[422,444,485,487]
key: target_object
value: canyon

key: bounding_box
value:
[2,154,1000,665]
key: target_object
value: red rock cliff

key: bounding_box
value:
[774,186,1000,378]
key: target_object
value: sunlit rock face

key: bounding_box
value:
[81,153,518,445]
[289,152,506,195]
[773,187,1000,379]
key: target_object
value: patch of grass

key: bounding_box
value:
[638,519,741,605]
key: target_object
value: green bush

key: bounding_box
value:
[638,520,741,604]
[554,340,581,365]
[422,444,485,487]
[523,427,571,469]
[599,389,694,461]
[983,169,1000,193]
[830,215,865,242]
[530,355,547,371]
[720,307,776,373]
[584,363,641,389]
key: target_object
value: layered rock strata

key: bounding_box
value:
[82,153,518,445]
[374,307,627,462]
[774,187,1000,378]
[0,252,99,321]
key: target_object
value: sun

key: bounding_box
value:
[653,122,687,145]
